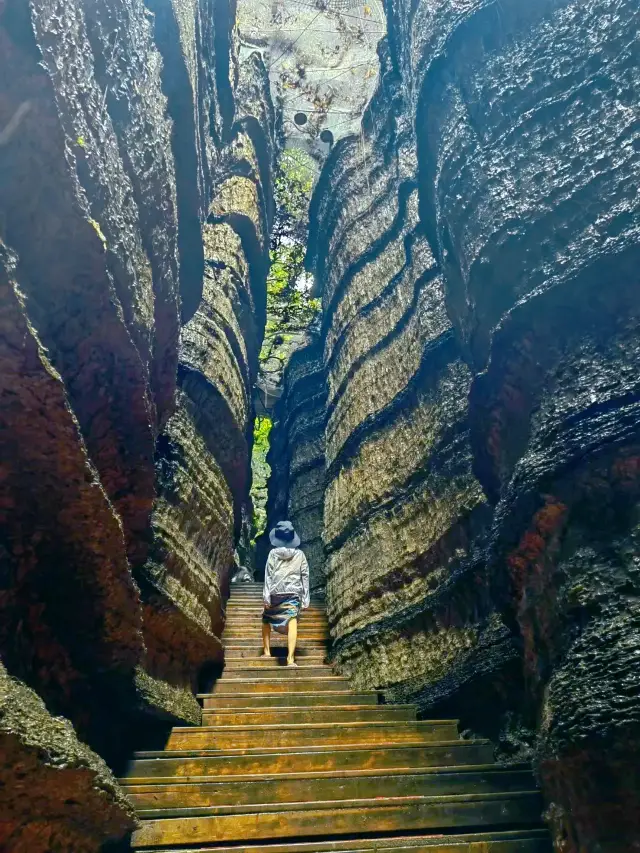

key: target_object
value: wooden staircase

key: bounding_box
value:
[124,582,551,852]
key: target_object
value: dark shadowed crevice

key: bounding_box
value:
[144,0,205,323]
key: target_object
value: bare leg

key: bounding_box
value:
[287,617,298,666]
[261,621,271,657]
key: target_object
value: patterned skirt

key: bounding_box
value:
[262,594,301,634]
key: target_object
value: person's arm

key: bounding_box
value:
[263,553,272,607]
[300,552,310,609]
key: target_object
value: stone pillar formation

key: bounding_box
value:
[0,0,273,849]
[294,1,640,851]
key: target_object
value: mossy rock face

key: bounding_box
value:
[0,662,136,852]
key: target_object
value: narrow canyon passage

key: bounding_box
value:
[124,583,549,851]
[0,0,638,852]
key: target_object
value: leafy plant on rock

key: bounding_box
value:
[250,416,272,542]
[259,147,319,388]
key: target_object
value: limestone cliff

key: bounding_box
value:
[0,0,273,848]
[140,51,274,724]
[262,335,327,592]
[297,1,640,850]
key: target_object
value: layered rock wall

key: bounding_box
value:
[300,1,640,850]
[0,1,273,849]
[262,336,327,591]
[141,51,274,719]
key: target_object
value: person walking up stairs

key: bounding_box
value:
[123,582,551,851]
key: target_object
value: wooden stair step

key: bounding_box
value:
[225,604,327,613]
[201,705,416,725]
[224,658,328,667]
[225,620,328,626]
[223,633,330,641]
[165,721,459,750]
[200,691,379,708]
[227,596,325,602]
[225,616,327,623]
[128,590,546,850]
[224,650,327,662]
[228,600,312,604]
[212,678,349,694]
[224,616,329,636]
[123,765,535,810]
[225,609,327,616]
[225,607,327,614]
[132,828,551,852]
[128,741,496,779]
[223,638,328,648]
[227,618,328,625]
[227,601,327,609]
[132,828,550,853]
[131,791,544,846]
[229,591,324,601]
[225,614,329,633]
[219,666,333,679]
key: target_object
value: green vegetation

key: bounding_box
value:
[250,147,318,541]
[274,148,314,242]
[260,244,320,383]
[260,148,320,386]
[88,217,107,248]
[250,416,272,542]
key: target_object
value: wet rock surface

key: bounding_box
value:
[0,1,273,847]
[292,1,640,850]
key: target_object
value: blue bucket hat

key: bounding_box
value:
[269,520,301,549]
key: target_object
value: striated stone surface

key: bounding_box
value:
[0,0,158,567]
[304,45,508,726]
[143,0,236,321]
[0,661,135,853]
[411,1,640,848]
[141,50,275,701]
[141,391,230,700]
[0,2,273,848]
[0,241,144,745]
[262,336,327,591]
[81,0,181,426]
[293,1,640,850]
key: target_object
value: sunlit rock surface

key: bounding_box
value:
[296,1,640,850]
[0,0,273,847]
